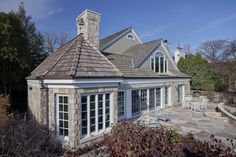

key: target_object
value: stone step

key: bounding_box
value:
[204,112,228,123]
[204,111,222,118]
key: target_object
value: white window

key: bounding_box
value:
[57,95,69,137]
[132,90,140,116]
[149,88,155,110]
[150,51,168,73]
[165,87,169,105]
[156,88,161,107]
[81,93,111,138]
[117,91,125,118]
[140,89,147,111]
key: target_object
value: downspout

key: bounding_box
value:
[40,78,49,131]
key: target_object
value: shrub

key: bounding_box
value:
[0,113,62,156]
[103,122,235,157]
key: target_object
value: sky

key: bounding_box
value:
[1,0,236,52]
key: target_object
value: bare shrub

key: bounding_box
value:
[0,97,62,156]
[103,121,235,157]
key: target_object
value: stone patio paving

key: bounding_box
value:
[137,102,236,146]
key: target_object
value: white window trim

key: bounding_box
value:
[56,94,69,140]
[126,33,135,40]
[150,51,168,74]
[80,92,112,139]
[118,90,126,120]
[131,87,170,117]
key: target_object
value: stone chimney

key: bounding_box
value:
[76,9,101,49]
[175,46,185,63]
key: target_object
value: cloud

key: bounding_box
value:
[0,0,62,19]
[48,10,55,16]
[190,13,236,35]
[47,8,65,16]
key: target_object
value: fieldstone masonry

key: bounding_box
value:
[76,9,101,49]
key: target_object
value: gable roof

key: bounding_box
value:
[27,34,122,79]
[122,39,162,67]
[99,27,131,50]
[99,26,142,51]
[104,52,190,78]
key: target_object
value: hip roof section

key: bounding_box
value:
[28,34,122,79]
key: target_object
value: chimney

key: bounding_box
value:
[76,9,101,49]
[175,46,185,63]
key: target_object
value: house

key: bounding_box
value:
[26,9,190,149]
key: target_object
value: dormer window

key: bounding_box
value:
[151,51,168,73]
[127,33,134,40]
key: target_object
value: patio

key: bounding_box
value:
[136,102,236,146]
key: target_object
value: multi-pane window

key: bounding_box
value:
[90,95,96,133]
[81,93,111,137]
[140,89,147,111]
[105,94,110,128]
[117,91,125,118]
[149,88,155,110]
[132,90,140,115]
[165,87,169,105]
[156,88,161,107]
[151,51,168,73]
[81,96,87,136]
[58,95,69,137]
[98,94,103,130]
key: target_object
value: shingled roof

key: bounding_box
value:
[104,52,190,78]
[99,27,131,50]
[122,39,161,67]
[27,34,122,79]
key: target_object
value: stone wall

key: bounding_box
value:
[28,86,43,123]
[47,87,118,149]
[199,90,236,104]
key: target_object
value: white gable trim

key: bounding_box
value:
[100,27,143,51]
[161,41,179,71]
[131,28,143,44]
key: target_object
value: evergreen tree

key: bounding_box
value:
[178,53,215,91]
[0,12,30,96]
[16,2,47,70]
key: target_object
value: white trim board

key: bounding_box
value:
[122,78,190,85]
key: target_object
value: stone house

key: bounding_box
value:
[26,9,190,149]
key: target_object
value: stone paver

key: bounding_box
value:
[139,102,236,146]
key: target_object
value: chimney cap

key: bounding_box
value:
[76,9,101,22]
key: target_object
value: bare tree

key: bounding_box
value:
[44,32,58,53]
[198,40,228,63]
[57,32,68,47]
[225,40,236,61]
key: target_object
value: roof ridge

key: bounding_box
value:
[42,35,81,77]
[70,35,85,77]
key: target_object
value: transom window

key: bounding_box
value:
[117,91,125,118]
[81,93,111,138]
[57,95,69,137]
[151,51,168,73]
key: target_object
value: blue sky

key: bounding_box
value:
[1,0,236,52]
